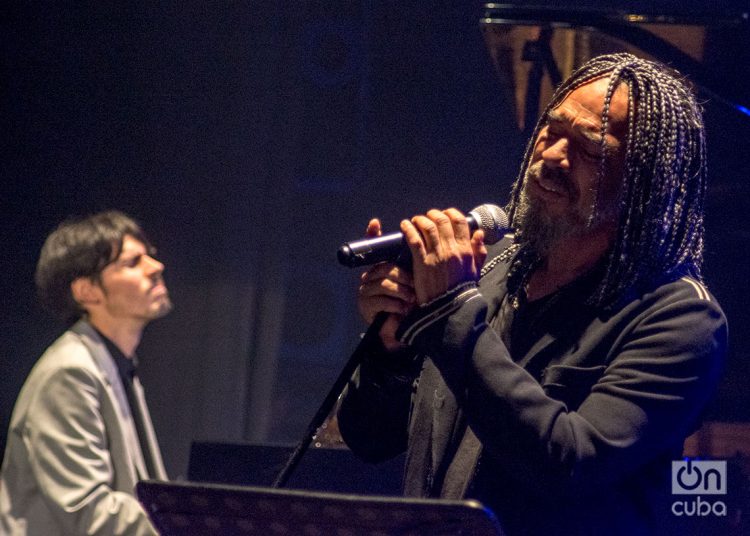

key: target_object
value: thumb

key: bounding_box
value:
[366,218,382,238]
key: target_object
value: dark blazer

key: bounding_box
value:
[339,238,727,535]
[0,320,166,535]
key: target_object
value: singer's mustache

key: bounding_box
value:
[526,162,574,197]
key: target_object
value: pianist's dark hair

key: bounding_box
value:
[505,52,707,308]
[36,210,154,324]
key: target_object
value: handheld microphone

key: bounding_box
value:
[337,204,509,268]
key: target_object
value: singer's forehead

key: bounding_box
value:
[550,78,629,146]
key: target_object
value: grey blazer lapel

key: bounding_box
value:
[131,376,167,480]
[71,320,150,482]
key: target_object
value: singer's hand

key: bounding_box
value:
[401,208,487,304]
[357,219,416,351]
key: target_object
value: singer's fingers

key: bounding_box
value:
[425,209,457,250]
[378,315,407,352]
[442,208,471,243]
[410,213,446,254]
[365,218,382,238]
[359,276,416,304]
[359,263,416,316]
[401,218,429,259]
[360,262,414,287]
[471,229,488,269]
[357,295,412,324]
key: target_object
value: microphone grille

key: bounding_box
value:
[469,204,509,245]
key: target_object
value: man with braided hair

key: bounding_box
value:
[338,53,727,534]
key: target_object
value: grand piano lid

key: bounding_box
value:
[480,4,750,119]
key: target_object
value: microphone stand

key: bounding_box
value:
[271,312,388,488]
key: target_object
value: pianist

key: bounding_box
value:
[1,211,170,535]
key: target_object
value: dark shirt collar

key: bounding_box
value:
[513,258,606,314]
[92,327,138,381]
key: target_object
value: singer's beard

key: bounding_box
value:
[515,162,594,260]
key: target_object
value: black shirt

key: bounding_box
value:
[95,328,159,479]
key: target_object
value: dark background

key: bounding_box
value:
[2,1,749,480]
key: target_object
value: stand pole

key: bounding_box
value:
[271,312,388,488]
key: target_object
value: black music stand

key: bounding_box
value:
[137,480,505,535]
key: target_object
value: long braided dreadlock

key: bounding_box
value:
[505,53,707,309]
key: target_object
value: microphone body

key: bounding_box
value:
[337,204,509,267]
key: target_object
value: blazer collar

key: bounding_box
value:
[71,320,121,389]
[70,319,151,481]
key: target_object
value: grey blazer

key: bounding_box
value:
[0,320,167,535]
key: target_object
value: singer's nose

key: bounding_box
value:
[542,137,570,170]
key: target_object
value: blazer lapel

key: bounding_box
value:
[71,320,150,482]
[131,376,167,480]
